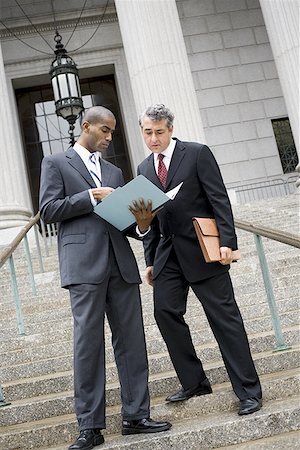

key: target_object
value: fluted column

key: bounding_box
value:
[260,0,299,154]
[115,0,205,153]
[0,42,32,229]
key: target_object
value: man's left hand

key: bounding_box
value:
[219,246,233,265]
[128,197,156,233]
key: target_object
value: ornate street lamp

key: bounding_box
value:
[49,32,84,145]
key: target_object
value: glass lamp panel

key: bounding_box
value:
[57,74,69,99]
[60,106,72,119]
[76,77,82,97]
[51,77,60,102]
[68,74,79,97]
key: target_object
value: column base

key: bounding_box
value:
[0,205,33,230]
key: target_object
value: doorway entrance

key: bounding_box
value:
[16,74,132,214]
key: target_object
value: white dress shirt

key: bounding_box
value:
[74,142,102,206]
[153,138,176,174]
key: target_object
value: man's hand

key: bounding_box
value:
[145,266,154,286]
[91,187,114,202]
[128,197,156,233]
[219,246,233,265]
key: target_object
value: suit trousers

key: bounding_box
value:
[153,249,262,401]
[68,245,150,430]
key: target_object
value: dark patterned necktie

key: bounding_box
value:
[158,153,168,188]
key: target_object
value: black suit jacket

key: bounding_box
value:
[137,139,238,282]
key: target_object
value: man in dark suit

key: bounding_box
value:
[39,106,171,450]
[137,104,262,416]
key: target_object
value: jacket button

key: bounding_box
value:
[171,234,175,239]
[160,233,164,238]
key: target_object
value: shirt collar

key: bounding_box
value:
[74,142,101,162]
[154,138,176,162]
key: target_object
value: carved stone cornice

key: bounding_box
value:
[0,12,118,40]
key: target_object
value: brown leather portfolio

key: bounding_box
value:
[192,217,241,263]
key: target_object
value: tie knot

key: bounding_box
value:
[158,153,165,161]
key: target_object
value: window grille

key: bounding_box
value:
[271,118,298,173]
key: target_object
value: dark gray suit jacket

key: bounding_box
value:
[39,147,141,287]
[137,139,238,282]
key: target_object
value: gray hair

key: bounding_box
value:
[139,104,175,129]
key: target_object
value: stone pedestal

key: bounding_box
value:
[115,0,205,152]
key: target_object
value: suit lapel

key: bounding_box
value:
[145,154,162,188]
[100,159,113,187]
[165,140,186,190]
[66,147,96,188]
[144,140,186,191]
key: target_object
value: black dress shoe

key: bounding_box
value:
[122,417,172,435]
[68,429,104,450]
[239,397,262,415]
[166,378,212,402]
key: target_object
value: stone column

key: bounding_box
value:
[0,42,32,229]
[260,0,299,154]
[114,0,205,154]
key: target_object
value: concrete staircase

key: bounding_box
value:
[0,193,299,450]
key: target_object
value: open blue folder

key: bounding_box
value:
[93,175,170,231]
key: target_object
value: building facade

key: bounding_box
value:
[0,0,299,228]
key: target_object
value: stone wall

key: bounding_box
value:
[177,0,289,187]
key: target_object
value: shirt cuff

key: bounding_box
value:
[89,189,97,206]
[136,225,151,236]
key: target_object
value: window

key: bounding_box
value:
[16,75,132,214]
[272,118,298,173]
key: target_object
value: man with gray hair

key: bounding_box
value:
[137,103,262,416]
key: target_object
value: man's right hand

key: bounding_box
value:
[91,187,114,202]
[145,266,154,286]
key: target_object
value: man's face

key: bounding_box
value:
[83,115,116,153]
[141,117,173,153]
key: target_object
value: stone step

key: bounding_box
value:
[1,322,298,377]
[1,391,299,450]
[1,296,298,350]
[0,234,298,290]
[1,279,298,329]
[1,245,298,301]
[215,430,300,449]
[0,365,299,428]
[1,280,298,339]
[1,245,298,281]
[1,286,298,347]
[1,343,299,400]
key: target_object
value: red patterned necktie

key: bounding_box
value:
[157,153,168,189]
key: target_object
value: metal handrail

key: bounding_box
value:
[234,219,300,248]
[0,213,41,268]
[234,219,299,352]
[0,212,45,408]
[0,213,45,338]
